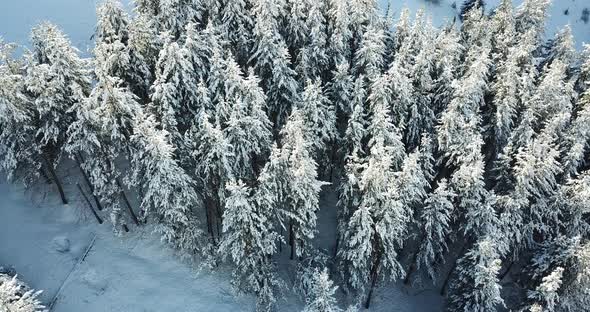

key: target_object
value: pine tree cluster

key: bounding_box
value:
[1,0,590,311]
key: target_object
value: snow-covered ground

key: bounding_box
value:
[0,176,442,311]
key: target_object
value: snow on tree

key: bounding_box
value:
[490,0,516,62]
[353,23,386,80]
[527,266,564,312]
[279,109,327,259]
[223,71,273,180]
[431,25,462,116]
[515,0,550,41]
[460,0,485,21]
[129,112,206,255]
[328,62,354,137]
[0,41,42,185]
[158,0,202,39]
[448,238,504,312]
[218,179,282,312]
[414,179,455,282]
[251,0,298,129]
[126,12,159,100]
[302,268,342,312]
[297,79,337,157]
[0,273,46,312]
[295,0,329,81]
[285,0,310,51]
[437,31,490,168]
[562,46,590,176]
[340,80,366,157]
[24,22,92,204]
[214,0,254,66]
[338,101,409,306]
[395,150,429,219]
[366,73,406,170]
[404,16,437,149]
[540,26,576,69]
[150,32,198,136]
[134,0,160,16]
[185,112,233,240]
[326,0,352,65]
[65,74,140,232]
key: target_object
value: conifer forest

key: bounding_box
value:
[1,0,590,311]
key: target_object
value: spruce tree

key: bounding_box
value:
[218,180,282,312]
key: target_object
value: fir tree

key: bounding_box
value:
[0,274,46,312]
[415,180,455,282]
[218,180,282,312]
[129,112,205,255]
[302,268,342,312]
[25,22,92,204]
[448,238,504,312]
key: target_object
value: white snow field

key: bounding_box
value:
[0,177,442,311]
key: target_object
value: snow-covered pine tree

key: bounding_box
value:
[302,268,342,312]
[213,0,254,66]
[185,112,232,241]
[353,23,386,81]
[24,22,92,204]
[490,0,516,63]
[129,112,205,255]
[297,79,337,160]
[250,0,298,129]
[414,179,455,282]
[158,0,202,39]
[218,179,282,312]
[339,90,408,307]
[460,0,485,22]
[405,17,437,149]
[340,79,366,157]
[0,273,46,312]
[295,0,329,82]
[431,25,462,117]
[366,73,406,170]
[95,0,130,79]
[515,0,550,42]
[448,238,504,312]
[73,74,137,227]
[223,70,273,180]
[280,109,326,259]
[527,266,564,312]
[134,0,160,16]
[285,0,310,52]
[150,32,198,136]
[326,0,352,65]
[0,41,42,185]
[563,46,590,177]
[126,12,159,101]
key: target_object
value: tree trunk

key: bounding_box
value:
[116,178,139,226]
[77,183,103,224]
[333,237,339,258]
[365,251,382,309]
[43,157,68,205]
[38,168,52,184]
[440,243,468,295]
[74,154,104,211]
